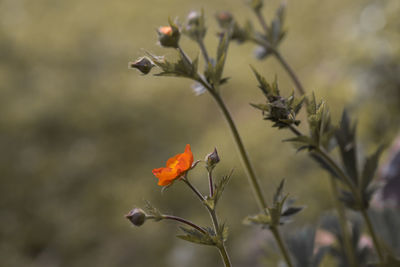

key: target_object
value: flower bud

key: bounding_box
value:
[125,208,147,226]
[205,148,220,171]
[129,57,155,74]
[184,11,206,40]
[157,24,180,48]
[215,11,234,29]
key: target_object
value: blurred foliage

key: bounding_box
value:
[0,0,399,266]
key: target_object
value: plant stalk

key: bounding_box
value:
[211,91,268,211]
[329,178,359,267]
[271,227,293,267]
[360,208,384,262]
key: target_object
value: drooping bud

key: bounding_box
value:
[129,57,155,74]
[125,208,147,226]
[205,148,220,171]
[157,22,181,48]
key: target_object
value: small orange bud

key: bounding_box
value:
[159,26,173,36]
[157,23,180,48]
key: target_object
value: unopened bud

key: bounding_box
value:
[129,57,155,74]
[187,11,201,25]
[205,148,220,171]
[184,11,207,40]
[157,24,180,48]
[125,208,147,226]
[215,11,233,29]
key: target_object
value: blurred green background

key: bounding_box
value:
[0,0,399,266]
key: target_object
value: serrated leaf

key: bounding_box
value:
[250,65,270,97]
[177,226,216,246]
[213,170,233,205]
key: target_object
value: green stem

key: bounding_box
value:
[270,227,293,267]
[183,173,232,267]
[208,170,214,197]
[197,39,210,64]
[217,244,232,267]
[254,10,270,33]
[360,208,384,262]
[272,50,306,96]
[329,178,359,267]
[210,91,267,211]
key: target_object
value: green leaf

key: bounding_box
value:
[218,223,229,242]
[281,206,304,217]
[243,213,271,227]
[335,109,359,185]
[250,65,270,97]
[361,145,385,191]
[144,200,163,221]
[177,226,216,246]
[213,170,233,206]
[273,178,285,204]
[284,135,315,147]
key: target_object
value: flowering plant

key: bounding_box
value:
[127,1,400,266]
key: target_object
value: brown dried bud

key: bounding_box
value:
[205,148,220,171]
[125,208,147,226]
[129,57,154,75]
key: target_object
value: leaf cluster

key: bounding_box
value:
[243,179,304,228]
[251,68,304,129]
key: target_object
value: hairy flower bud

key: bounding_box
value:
[129,57,155,74]
[205,148,220,171]
[125,208,147,226]
[157,24,180,48]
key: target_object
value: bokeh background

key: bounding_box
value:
[1,0,399,266]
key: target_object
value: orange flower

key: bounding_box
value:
[152,144,194,186]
